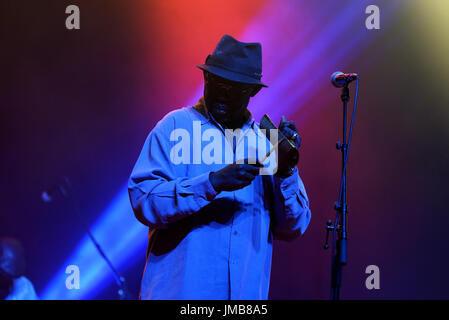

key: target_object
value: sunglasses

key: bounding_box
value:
[206,73,256,96]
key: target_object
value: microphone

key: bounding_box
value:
[331,71,358,87]
[41,177,70,203]
[41,185,63,203]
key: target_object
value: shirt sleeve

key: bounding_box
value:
[6,276,39,300]
[128,116,219,229]
[271,167,312,241]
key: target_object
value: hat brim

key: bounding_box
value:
[196,64,268,87]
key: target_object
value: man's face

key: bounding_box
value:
[203,71,260,129]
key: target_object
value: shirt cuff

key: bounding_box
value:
[187,171,219,201]
[277,167,300,199]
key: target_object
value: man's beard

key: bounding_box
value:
[205,98,248,129]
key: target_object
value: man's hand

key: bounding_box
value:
[209,160,263,192]
[279,115,301,149]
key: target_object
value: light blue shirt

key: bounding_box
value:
[5,276,39,300]
[128,97,311,300]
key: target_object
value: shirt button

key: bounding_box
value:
[233,231,238,235]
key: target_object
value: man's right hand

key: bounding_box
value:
[209,160,263,192]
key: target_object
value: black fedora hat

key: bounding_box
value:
[196,34,268,87]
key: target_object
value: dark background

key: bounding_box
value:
[1,0,448,299]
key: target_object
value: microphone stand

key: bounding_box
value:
[47,178,133,300]
[323,84,351,300]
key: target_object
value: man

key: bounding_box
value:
[0,238,39,300]
[128,34,311,300]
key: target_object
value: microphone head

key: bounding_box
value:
[41,191,53,203]
[41,178,70,203]
[331,71,345,87]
